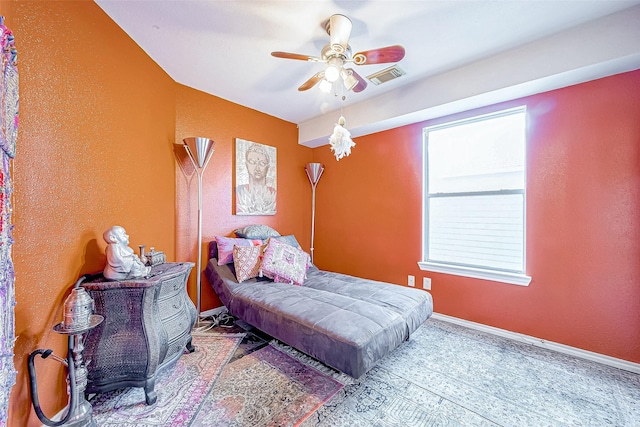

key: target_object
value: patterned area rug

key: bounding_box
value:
[190,344,344,426]
[89,318,640,426]
[297,318,640,427]
[90,334,243,426]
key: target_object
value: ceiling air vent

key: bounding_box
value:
[366,65,406,85]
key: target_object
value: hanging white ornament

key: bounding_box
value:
[328,116,355,161]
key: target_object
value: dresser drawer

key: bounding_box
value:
[156,294,184,320]
[161,310,191,342]
[165,329,191,362]
[157,275,186,300]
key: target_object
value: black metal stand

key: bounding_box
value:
[29,315,103,427]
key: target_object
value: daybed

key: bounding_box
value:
[204,234,433,378]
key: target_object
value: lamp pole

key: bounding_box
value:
[305,163,325,264]
[183,137,215,321]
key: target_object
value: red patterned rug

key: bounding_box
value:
[190,345,344,427]
[90,334,243,426]
[90,334,343,426]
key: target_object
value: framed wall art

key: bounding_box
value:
[235,138,277,215]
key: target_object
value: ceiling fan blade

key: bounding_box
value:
[298,71,325,91]
[353,45,405,65]
[348,69,368,93]
[271,51,321,62]
[328,14,352,54]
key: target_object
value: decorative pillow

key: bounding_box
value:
[233,244,265,283]
[261,238,310,286]
[268,235,317,268]
[208,240,219,261]
[215,236,261,265]
[269,234,301,249]
[235,224,281,239]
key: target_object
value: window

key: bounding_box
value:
[419,107,531,286]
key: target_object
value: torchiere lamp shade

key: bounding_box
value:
[305,162,325,186]
[183,137,215,169]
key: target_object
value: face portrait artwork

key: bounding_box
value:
[235,139,277,215]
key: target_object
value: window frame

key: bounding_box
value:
[419,107,532,286]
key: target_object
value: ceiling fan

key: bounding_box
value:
[271,14,405,93]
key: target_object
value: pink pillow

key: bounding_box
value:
[233,244,265,282]
[215,236,261,265]
[261,238,310,286]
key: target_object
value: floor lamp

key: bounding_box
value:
[183,137,215,322]
[305,163,324,264]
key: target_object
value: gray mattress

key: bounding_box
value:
[205,258,433,378]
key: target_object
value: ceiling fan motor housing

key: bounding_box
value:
[321,44,351,61]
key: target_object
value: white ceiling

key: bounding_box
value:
[95,1,640,147]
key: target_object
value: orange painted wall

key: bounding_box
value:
[2,1,310,426]
[313,69,640,364]
[6,1,178,425]
[174,85,311,311]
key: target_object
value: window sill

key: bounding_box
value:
[418,261,531,286]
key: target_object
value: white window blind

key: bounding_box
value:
[421,108,530,285]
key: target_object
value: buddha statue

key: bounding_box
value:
[103,225,151,280]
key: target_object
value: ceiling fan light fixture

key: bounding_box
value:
[341,69,358,91]
[319,79,333,93]
[325,62,340,82]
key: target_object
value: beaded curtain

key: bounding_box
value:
[0,15,17,425]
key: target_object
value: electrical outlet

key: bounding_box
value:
[423,277,431,290]
[408,275,415,287]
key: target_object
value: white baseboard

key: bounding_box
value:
[431,312,640,375]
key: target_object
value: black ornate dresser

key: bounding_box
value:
[82,262,196,404]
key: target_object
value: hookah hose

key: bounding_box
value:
[27,273,100,426]
[27,335,77,426]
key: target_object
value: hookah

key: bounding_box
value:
[27,274,103,427]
